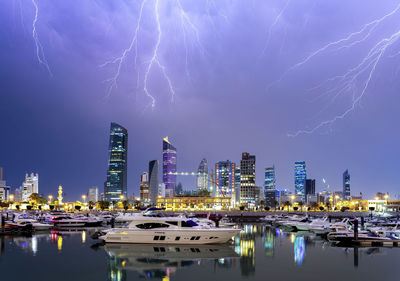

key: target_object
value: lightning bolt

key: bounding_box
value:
[260,0,291,57]
[282,3,400,136]
[289,30,400,137]
[31,0,52,76]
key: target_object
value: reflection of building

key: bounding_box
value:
[343,170,351,200]
[104,122,128,202]
[264,228,275,257]
[294,162,306,202]
[235,225,256,276]
[88,186,98,202]
[139,172,149,202]
[215,160,236,206]
[240,152,256,207]
[196,158,208,191]
[163,137,177,198]
[108,257,127,281]
[156,196,231,210]
[294,236,305,265]
[149,160,159,204]
[22,173,39,201]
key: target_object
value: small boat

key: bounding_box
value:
[51,215,103,227]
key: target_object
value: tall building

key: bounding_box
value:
[196,158,208,191]
[148,160,159,204]
[215,161,236,204]
[294,161,306,202]
[343,170,351,200]
[104,122,128,202]
[240,152,256,206]
[234,166,241,205]
[139,172,150,202]
[22,173,39,201]
[162,137,177,197]
[305,179,316,203]
[0,168,10,201]
[88,186,99,202]
[264,166,276,207]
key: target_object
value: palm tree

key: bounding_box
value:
[298,201,305,212]
[283,201,292,211]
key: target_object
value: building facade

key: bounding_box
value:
[0,168,11,201]
[215,160,236,205]
[104,122,128,202]
[149,160,159,204]
[305,179,316,203]
[240,152,256,206]
[88,186,99,202]
[22,173,39,202]
[139,172,150,202]
[343,170,350,200]
[264,166,276,207]
[196,158,208,191]
[162,137,177,198]
[294,161,306,202]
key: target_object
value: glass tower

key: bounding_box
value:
[215,160,235,201]
[104,122,128,202]
[343,170,350,200]
[148,160,159,204]
[162,137,177,197]
[240,152,256,206]
[264,166,276,207]
[294,161,306,202]
[196,158,208,191]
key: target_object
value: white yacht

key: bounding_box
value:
[99,213,241,244]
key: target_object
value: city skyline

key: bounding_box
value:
[1,1,399,200]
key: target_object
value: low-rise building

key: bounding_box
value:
[156,196,231,211]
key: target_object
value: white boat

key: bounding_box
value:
[51,215,103,227]
[99,213,240,244]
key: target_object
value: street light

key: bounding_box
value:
[120,195,124,201]
[82,195,86,203]
[384,194,389,200]
[9,194,14,202]
[48,195,53,203]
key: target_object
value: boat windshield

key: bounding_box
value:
[181,220,198,227]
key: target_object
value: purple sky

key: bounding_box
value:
[1,0,399,201]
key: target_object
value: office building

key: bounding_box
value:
[264,166,276,207]
[149,160,159,204]
[0,168,11,201]
[104,122,128,202]
[139,172,150,202]
[294,161,306,202]
[162,137,177,197]
[215,160,236,205]
[343,170,351,200]
[22,173,39,201]
[305,179,316,204]
[234,166,241,205]
[88,186,99,202]
[196,158,208,191]
[240,152,256,206]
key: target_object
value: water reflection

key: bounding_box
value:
[294,236,305,265]
[104,244,239,280]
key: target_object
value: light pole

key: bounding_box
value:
[9,194,14,203]
[82,195,86,204]
[48,195,53,203]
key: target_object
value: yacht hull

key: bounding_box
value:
[101,228,240,244]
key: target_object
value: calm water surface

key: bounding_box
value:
[0,224,399,281]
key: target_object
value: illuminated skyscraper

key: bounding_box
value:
[264,166,276,207]
[149,160,159,204]
[234,166,241,205]
[343,170,350,200]
[196,158,208,191]
[215,160,235,203]
[162,137,176,197]
[88,186,99,202]
[240,152,256,206]
[294,161,306,201]
[22,173,39,201]
[139,172,149,202]
[104,122,128,202]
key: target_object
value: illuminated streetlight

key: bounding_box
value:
[48,195,53,203]
[9,194,14,202]
[82,195,86,203]
[120,195,124,201]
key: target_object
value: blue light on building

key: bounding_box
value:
[294,161,306,202]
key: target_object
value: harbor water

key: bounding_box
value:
[0,224,399,281]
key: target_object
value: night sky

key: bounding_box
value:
[1,0,399,201]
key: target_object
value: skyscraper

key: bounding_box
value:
[196,158,208,191]
[215,161,236,203]
[234,166,241,205]
[22,173,39,201]
[149,160,159,204]
[139,172,149,202]
[264,166,276,207]
[88,186,99,202]
[305,179,315,196]
[104,122,128,202]
[343,170,351,200]
[0,168,10,201]
[240,152,256,206]
[294,161,306,202]
[162,137,177,197]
